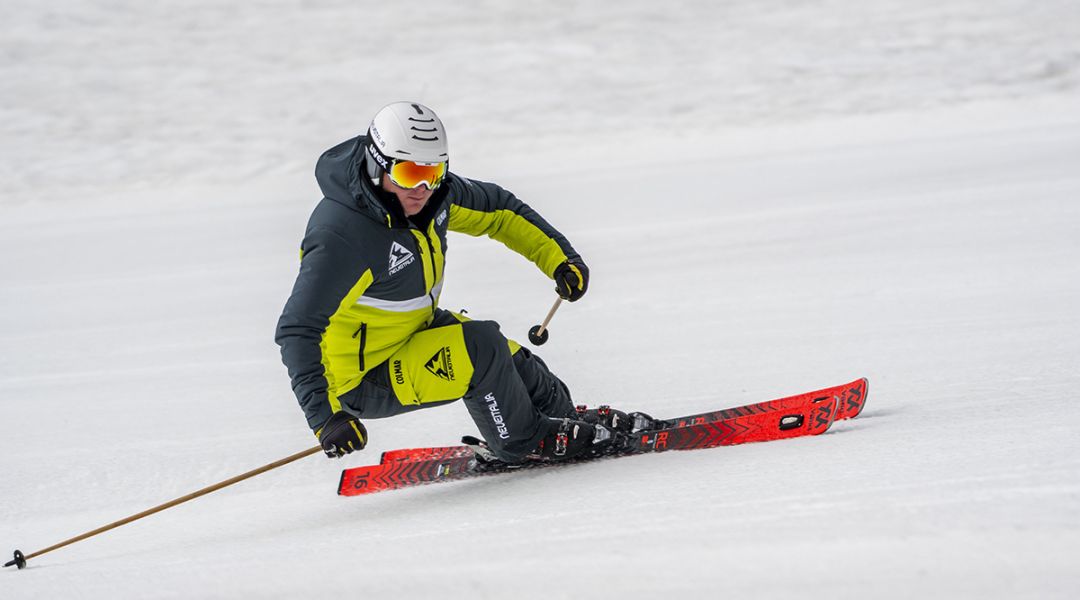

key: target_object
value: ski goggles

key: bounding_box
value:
[387,159,448,190]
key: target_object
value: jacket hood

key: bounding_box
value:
[314,135,392,223]
[315,134,449,229]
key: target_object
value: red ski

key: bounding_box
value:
[630,393,838,452]
[664,377,868,427]
[338,383,854,496]
[374,377,868,465]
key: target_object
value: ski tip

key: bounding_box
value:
[831,378,870,420]
[849,378,871,419]
[810,396,839,435]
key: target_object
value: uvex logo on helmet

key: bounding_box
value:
[366,141,390,171]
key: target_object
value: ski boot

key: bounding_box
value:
[534,417,619,461]
[462,435,512,472]
[575,404,658,434]
[465,417,621,469]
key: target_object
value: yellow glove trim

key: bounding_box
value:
[349,421,366,446]
[568,264,584,290]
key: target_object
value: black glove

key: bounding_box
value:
[554,259,589,302]
[317,411,368,458]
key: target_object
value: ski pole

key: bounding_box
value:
[528,297,563,345]
[5,445,322,570]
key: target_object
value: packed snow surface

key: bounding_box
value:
[2,1,1079,598]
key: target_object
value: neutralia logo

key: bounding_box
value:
[388,241,415,275]
[436,209,448,226]
[425,346,455,381]
[484,393,511,440]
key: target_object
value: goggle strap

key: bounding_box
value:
[366,137,392,172]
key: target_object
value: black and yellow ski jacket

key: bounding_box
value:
[276,136,582,432]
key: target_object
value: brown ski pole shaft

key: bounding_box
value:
[6,445,322,570]
[528,297,563,345]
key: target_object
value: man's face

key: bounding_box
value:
[381,174,434,217]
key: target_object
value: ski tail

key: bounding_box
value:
[340,454,476,496]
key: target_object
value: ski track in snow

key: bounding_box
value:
[2,1,1080,598]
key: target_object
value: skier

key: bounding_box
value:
[276,101,625,464]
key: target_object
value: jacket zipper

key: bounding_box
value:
[413,230,440,316]
[353,323,367,371]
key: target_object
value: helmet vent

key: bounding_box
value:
[369,101,447,163]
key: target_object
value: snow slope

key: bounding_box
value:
[3,1,1080,598]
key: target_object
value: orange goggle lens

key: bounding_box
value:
[388,160,448,190]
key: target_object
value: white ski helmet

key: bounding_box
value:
[365,101,448,184]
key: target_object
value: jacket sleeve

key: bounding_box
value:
[447,176,580,277]
[275,226,372,433]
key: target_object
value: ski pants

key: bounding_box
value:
[337,309,576,461]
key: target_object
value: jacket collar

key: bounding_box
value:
[315,134,447,231]
[358,169,448,230]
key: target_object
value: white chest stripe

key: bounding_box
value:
[355,281,443,312]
